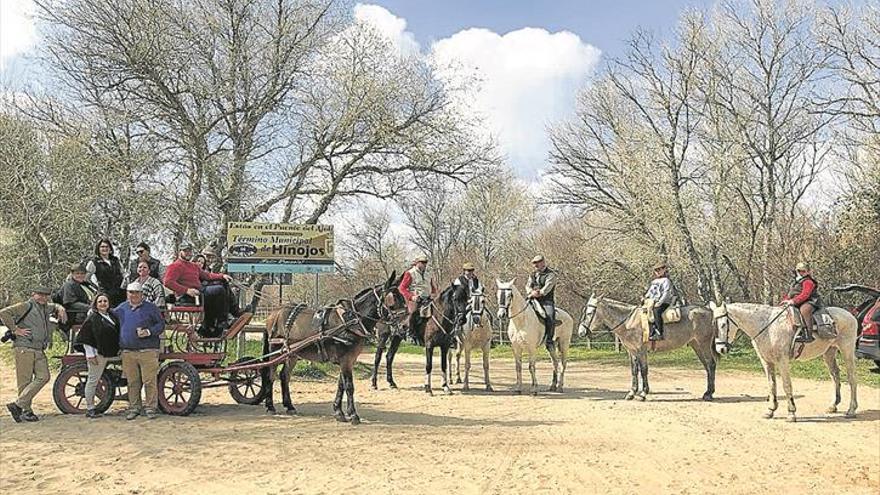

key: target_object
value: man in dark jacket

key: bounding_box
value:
[114,282,165,420]
[60,263,97,326]
[526,255,558,351]
[0,288,67,422]
[128,242,165,281]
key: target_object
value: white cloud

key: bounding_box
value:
[432,27,601,178]
[1,0,36,72]
[354,3,420,56]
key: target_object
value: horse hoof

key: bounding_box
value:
[514,389,522,395]
[370,383,378,390]
[462,385,470,392]
[548,385,557,392]
[786,415,797,423]
[762,411,774,419]
[334,412,347,422]
[443,387,453,395]
[266,409,277,416]
[388,382,398,390]
[625,392,635,400]
[702,393,714,402]
[557,387,564,393]
[285,408,297,416]
[455,379,462,384]
[845,411,856,418]
[531,390,538,396]
[825,406,837,414]
[485,385,494,392]
[636,394,646,402]
[350,415,361,425]
[425,387,433,396]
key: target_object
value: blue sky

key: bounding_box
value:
[365,0,717,59]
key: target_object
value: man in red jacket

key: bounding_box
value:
[164,243,233,336]
[782,261,820,343]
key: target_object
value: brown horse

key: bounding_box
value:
[409,283,464,395]
[260,272,405,424]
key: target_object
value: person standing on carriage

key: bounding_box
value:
[398,254,432,330]
[1,288,67,423]
[526,255,559,352]
[87,239,126,307]
[127,242,165,281]
[75,292,120,418]
[452,262,483,329]
[782,261,820,343]
[643,262,674,341]
[114,282,164,420]
[163,242,234,336]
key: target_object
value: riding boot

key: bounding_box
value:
[544,325,555,351]
[796,323,815,343]
[648,323,662,341]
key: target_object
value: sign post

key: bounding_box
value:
[225,222,335,275]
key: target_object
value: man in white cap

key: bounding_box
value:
[526,255,559,351]
[398,254,432,329]
[113,282,165,420]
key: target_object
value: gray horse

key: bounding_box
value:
[578,294,718,401]
[711,302,858,421]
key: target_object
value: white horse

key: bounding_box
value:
[452,287,494,391]
[711,302,859,421]
[496,279,573,394]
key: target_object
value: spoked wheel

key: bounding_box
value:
[228,356,267,405]
[157,361,202,416]
[52,362,114,414]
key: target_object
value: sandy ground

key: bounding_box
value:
[0,352,878,495]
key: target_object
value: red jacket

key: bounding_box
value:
[163,259,225,297]
[784,278,817,306]
[399,271,415,301]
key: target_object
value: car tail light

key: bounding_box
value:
[863,321,878,336]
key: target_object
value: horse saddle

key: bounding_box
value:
[642,299,682,324]
[529,300,562,327]
[789,307,837,339]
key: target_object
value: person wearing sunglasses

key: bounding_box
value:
[127,242,165,281]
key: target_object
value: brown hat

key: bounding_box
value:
[653,262,667,270]
[462,262,475,271]
[33,287,52,295]
[414,254,428,263]
[531,255,545,264]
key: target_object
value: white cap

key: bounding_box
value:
[126,282,143,292]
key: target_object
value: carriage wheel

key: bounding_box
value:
[228,356,268,405]
[52,362,114,414]
[157,361,202,416]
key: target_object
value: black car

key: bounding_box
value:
[832,284,880,368]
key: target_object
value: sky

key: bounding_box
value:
[1,0,720,179]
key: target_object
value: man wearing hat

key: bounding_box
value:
[201,246,223,273]
[164,242,234,336]
[60,263,98,327]
[398,254,432,329]
[782,261,820,343]
[113,282,165,420]
[526,255,559,351]
[452,262,484,328]
[643,262,674,341]
[0,288,67,422]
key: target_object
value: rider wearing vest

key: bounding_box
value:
[453,262,483,328]
[644,262,674,341]
[782,261,820,343]
[398,254,431,329]
[526,255,558,351]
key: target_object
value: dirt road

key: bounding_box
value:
[1,353,877,494]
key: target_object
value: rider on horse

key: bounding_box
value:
[398,254,432,330]
[526,255,558,351]
[783,261,820,343]
[452,262,484,330]
[644,262,674,341]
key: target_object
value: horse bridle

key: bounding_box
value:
[496,287,531,320]
[711,304,788,350]
[580,297,635,335]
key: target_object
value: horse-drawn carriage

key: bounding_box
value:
[53,304,291,416]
